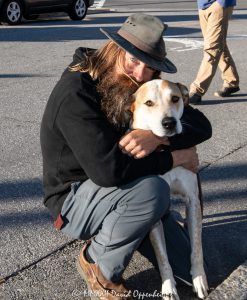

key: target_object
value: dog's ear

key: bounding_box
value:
[122,94,136,125]
[124,94,136,113]
[176,83,189,106]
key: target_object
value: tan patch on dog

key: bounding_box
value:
[161,80,182,110]
[135,84,149,103]
[130,102,135,113]
[161,80,170,90]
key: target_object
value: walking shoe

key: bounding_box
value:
[77,241,132,300]
[189,93,202,104]
[214,86,240,97]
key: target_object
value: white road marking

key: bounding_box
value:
[164,36,204,52]
[163,34,247,52]
[91,0,106,9]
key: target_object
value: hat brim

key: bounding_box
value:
[100,28,177,74]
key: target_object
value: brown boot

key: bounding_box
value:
[77,241,132,300]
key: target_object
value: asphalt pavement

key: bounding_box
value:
[0,1,247,299]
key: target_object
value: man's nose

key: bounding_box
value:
[133,65,146,82]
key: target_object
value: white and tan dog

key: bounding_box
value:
[129,79,208,300]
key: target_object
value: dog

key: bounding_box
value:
[128,79,208,300]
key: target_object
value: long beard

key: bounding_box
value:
[97,69,139,128]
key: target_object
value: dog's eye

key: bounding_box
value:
[144,100,154,107]
[171,96,180,103]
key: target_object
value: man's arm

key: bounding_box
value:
[169,105,212,150]
[119,105,212,157]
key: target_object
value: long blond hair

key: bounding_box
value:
[70,40,161,83]
[70,41,129,81]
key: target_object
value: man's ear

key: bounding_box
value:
[176,83,189,106]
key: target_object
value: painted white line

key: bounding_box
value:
[164,36,204,52]
[91,0,106,9]
[228,34,247,39]
[164,34,247,52]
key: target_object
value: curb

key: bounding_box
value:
[207,260,247,300]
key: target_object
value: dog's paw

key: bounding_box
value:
[161,279,180,300]
[192,274,208,299]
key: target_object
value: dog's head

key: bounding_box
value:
[129,79,189,137]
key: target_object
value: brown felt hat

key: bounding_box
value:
[100,13,177,73]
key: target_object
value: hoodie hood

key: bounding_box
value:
[70,47,96,66]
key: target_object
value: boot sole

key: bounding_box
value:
[76,259,100,300]
[214,87,240,97]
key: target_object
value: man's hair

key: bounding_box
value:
[70,41,161,127]
[70,41,129,81]
[70,40,160,82]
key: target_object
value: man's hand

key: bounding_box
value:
[171,147,199,173]
[119,129,170,159]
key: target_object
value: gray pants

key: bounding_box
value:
[61,175,192,283]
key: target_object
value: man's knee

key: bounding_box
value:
[132,175,171,220]
[203,47,222,64]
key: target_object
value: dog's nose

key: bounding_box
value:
[162,117,177,130]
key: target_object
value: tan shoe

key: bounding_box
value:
[77,241,132,300]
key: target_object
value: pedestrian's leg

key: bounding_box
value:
[218,6,239,88]
[190,2,225,95]
[218,45,239,88]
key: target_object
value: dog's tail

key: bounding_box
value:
[197,173,203,216]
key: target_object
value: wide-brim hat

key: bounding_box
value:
[100,13,177,73]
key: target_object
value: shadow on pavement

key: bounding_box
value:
[202,163,247,181]
[203,210,247,223]
[203,211,247,286]
[0,210,51,230]
[0,179,43,200]
[0,12,201,42]
[0,26,200,42]
[195,96,247,105]
[106,0,196,7]
[0,74,54,78]
[1,162,246,201]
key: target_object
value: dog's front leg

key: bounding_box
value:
[149,220,180,300]
[186,198,208,299]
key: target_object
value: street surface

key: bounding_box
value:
[0,0,247,299]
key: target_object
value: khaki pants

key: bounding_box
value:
[190,1,239,95]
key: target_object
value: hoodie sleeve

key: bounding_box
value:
[169,105,212,150]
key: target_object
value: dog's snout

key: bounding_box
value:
[162,117,177,130]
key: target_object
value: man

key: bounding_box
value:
[190,0,240,104]
[40,14,212,299]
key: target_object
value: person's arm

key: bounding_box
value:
[118,105,210,173]
[119,105,212,157]
[171,146,199,173]
[119,129,169,159]
[119,131,200,173]
[168,105,212,151]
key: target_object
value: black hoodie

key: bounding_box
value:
[40,47,212,221]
